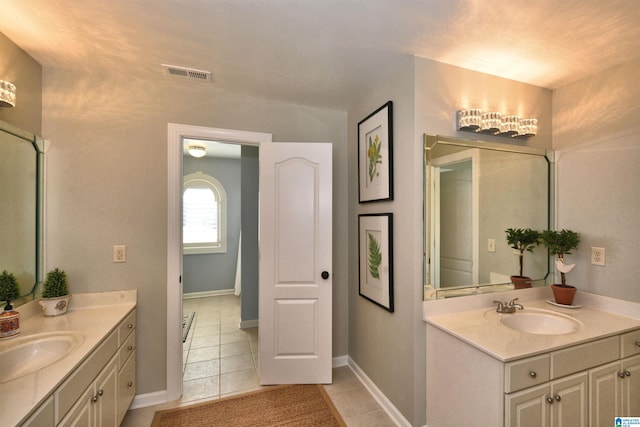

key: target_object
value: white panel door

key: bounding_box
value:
[259,142,332,384]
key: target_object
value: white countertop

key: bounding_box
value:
[0,290,136,427]
[424,288,640,362]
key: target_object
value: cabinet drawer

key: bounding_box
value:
[505,354,550,393]
[119,330,136,369]
[117,350,136,424]
[551,336,619,379]
[118,309,136,345]
[621,329,640,358]
[55,329,118,423]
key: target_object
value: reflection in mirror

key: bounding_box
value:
[424,134,553,300]
[0,120,44,307]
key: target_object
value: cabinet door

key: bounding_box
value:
[58,385,95,427]
[95,356,118,427]
[22,396,54,427]
[550,372,588,427]
[506,383,550,427]
[621,354,640,417]
[589,361,621,427]
[117,350,136,424]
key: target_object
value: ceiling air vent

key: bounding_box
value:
[162,64,212,82]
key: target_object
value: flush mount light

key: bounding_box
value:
[457,109,537,138]
[0,80,16,108]
[187,143,207,158]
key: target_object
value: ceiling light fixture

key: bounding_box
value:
[457,109,537,138]
[0,80,16,108]
[187,143,207,158]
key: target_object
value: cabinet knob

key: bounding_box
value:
[546,397,554,404]
[91,395,99,403]
[619,371,627,378]
[128,324,133,329]
[624,370,631,377]
[97,389,104,396]
[127,381,134,387]
[635,340,640,347]
[529,371,537,378]
[128,345,134,351]
[554,395,562,402]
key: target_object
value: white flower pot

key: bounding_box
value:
[39,295,72,316]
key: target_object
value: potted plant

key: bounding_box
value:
[40,268,71,316]
[505,228,541,289]
[541,229,580,305]
[0,270,21,338]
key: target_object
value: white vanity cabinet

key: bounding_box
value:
[20,308,136,427]
[57,309,136,427]
[426,324,640,427]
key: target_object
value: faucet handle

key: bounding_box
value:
[508,298,520,305]
[493,300,504,309]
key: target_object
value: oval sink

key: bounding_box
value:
[0,332,84,383]
[499,310,581,335]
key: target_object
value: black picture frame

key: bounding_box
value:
[358,213,394,312]
[358,101,393,203]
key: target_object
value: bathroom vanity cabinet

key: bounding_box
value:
[6,291,136,427]
[424,292,640,427]
[427,325,640,427]
[55,309,136,427]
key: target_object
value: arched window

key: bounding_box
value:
[183,171,227,254]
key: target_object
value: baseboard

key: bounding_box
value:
[347,357,412,427]
[240,319,258,328]
[130,390,167,410]
[332,355,349,368]
[183,289,234,299]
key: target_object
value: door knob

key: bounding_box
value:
[321,271,330,280]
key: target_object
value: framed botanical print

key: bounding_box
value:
[358,213,394,312]
[358,101,393,203]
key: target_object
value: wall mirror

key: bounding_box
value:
[423,134,553,300]
[0,119,44,306]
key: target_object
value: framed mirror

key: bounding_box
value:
[0,119,44,306]
[423,134,553,300]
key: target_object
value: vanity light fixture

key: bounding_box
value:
[457,109,537,138]
[187,143,207,158]
[0,80,16,108]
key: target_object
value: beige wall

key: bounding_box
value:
[553,57,640,303]
[41,70,349,395]
[0,32,42,135]
[348,56,553,425]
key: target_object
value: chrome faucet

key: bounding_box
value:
[493,298,524,313]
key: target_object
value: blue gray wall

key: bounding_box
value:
[240,146,259,323]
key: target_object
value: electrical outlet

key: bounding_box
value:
[591,247,605,266]
[487,239,496,253]
[113,245,126,263]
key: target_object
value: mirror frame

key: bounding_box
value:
[0,119,45,304]
[423,133,554,299]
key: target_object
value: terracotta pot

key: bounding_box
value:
[511,276,532,289]
[551,284,577,305]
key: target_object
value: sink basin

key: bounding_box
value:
[0,332,84,383]
[498,309,581,335]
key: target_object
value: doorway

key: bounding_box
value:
[167,124,272,401]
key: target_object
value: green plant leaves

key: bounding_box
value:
[367,232,382,279]
[367,134,382,183]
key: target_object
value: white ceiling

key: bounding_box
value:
[1,0,639,109]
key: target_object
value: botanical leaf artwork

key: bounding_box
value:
[367,134,382,183]
[367,232,382,279]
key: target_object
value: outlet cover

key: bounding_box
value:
[591,247,605,266]
[113,245,126,263]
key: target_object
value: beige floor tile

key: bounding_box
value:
[220,368,260,395]
[220,353,255,374]
[186,345,219,363]
[183,360,220,381]
[182,376,219,402]
[220,341,251,358]
[190,335,220,349]
[343,385,381,415]
[193,326,220,338]
[220,330,251,344]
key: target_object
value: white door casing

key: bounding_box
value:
[166,124,272,402]
[258,142,333,385]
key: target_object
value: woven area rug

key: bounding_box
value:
[151,384,346,427]
[182,312,195,343]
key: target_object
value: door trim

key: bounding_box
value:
[166,123,272,401]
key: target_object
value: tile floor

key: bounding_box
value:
[121,295,395,426]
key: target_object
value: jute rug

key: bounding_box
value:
[151,384,346,427]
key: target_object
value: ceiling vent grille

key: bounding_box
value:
[162,64,212,82]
